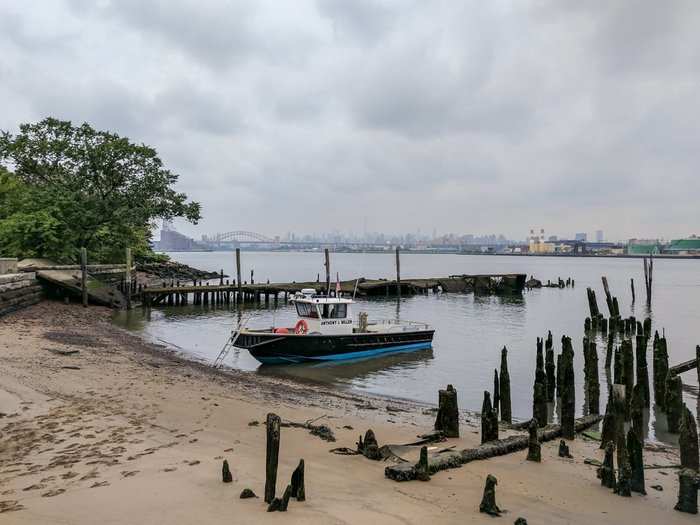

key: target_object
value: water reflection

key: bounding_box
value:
[256,348,435,388]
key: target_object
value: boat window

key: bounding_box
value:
[321,303,347,319]
[295,303,319,318]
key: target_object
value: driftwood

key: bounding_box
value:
[281,415,336,442]
[385,414,602,481]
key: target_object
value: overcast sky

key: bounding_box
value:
[1,1,698,241]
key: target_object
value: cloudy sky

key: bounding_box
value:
[1,1,698,241]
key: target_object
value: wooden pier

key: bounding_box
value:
[140,273,526,307]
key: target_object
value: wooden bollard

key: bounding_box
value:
[480,391,498,443]
[434,384,459,438]
[679,406,699,472]
[666,373,683,433]
[265,413,281,503]
[627,428,645,494]
[499,347,512,424]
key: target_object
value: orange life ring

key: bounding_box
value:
[294,319,309,335]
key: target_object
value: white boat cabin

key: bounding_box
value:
[291,289,354,335]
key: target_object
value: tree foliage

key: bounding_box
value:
[0,118,201,262]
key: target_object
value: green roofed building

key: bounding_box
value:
[627,241,661,255]
[665,237,700,254]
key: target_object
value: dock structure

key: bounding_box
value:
[140,273,526,307]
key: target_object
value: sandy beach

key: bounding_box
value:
[0,301,694,524]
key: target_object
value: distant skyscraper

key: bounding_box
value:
[595,230,604,242]
[575,232,587,242]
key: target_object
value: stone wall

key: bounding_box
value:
[0,258,18,275]
[0,272,43,318]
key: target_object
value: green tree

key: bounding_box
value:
[0,118,201,262]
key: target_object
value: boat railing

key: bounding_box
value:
[366,318,431,330]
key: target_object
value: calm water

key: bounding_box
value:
[114,251,700,443]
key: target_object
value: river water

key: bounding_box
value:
[113,251,700,443]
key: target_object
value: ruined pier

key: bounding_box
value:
[140,273,527,307]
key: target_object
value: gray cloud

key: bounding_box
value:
[1,0,699,241]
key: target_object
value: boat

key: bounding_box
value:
[232,289,435,364]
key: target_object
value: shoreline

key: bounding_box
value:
[0,300,690,524]
[159,249,700,260]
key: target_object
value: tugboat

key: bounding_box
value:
[232,289,434,364]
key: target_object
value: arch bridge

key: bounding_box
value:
[205,231,277,244]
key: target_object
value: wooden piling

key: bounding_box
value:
[635,335,650,408]
[236,248,242,299]
[526,418,541,462]
[630,278,635,304]
[395,246,401,297]
[80,247,88,307]
[434,384,459,438]
[265,413,281,503]
[545,331,556,402]
[621,339,634,420]
[643,255,653,306]
[627,428,645,494]
[586,340,600,415]
[290,459,306,501]
[481,391,498,443]
[560,336,575,440]
[666,374,683,433]
[679,405,699,472]
[499,347,512,424]
[125,247,132,309]
[324,248,330,295]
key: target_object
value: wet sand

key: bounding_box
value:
[0,302,693,524]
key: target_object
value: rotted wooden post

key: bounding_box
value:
[236,248,242,300]
[80,247,88,307]
[265,413,281,503]
[395,246,401,297]
[125,247,132,309]
[630,278,635,304]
